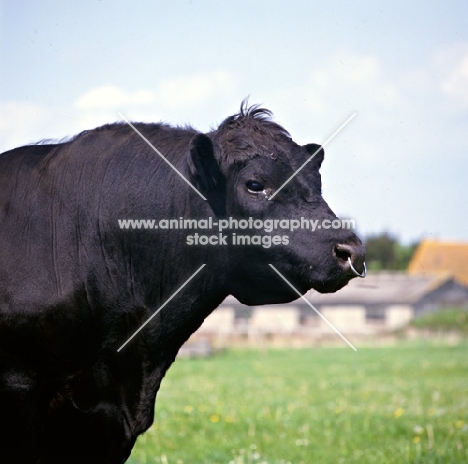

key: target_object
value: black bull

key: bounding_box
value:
[0,103,365,462]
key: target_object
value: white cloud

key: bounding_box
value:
[322,50,405,106]
[0,101,49,151]
[269,50,409,146]
[68,80,243,135]
[441,53,468,104]
[69,69,238,132]
[430,42,468,106]
[158,70,236,109]
[0,69,238,153]
[74,70,236,114]
[75,86,156,110]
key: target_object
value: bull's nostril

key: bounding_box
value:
[334,244,352,263]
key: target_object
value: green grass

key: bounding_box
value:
[410,308,468,334]
[128,343,468,463]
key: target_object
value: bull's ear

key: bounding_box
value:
[188,133,222,192]
[303,143,324,169]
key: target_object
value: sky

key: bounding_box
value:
[0,0,467,244]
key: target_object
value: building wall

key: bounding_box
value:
[198,307,235,335]
[386,305,413,329]
[320,305,366,333]
[195,273,468,343]
[199,302,417,337]
[249,306,300,334]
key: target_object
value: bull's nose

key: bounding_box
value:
[334,243,367,278]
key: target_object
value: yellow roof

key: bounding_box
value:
[408,240,468,286]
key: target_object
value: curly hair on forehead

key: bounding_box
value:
[217,98,291,137]
[212,99,292,165]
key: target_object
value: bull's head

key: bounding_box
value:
[187,102,365,305]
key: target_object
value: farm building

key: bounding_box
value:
[195,272,468,343]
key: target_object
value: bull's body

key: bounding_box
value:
[0,104,365,462]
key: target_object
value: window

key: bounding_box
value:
[365,306,386,322]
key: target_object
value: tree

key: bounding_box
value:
[364,233,419,271]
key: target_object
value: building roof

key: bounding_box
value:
[305,272,454,306]
[221,272,454,307]
[408,240,468,286]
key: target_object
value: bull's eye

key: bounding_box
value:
[246,180,265,193]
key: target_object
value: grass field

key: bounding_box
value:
[128,342,468,463]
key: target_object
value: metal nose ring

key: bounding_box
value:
[348,257,367,278]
